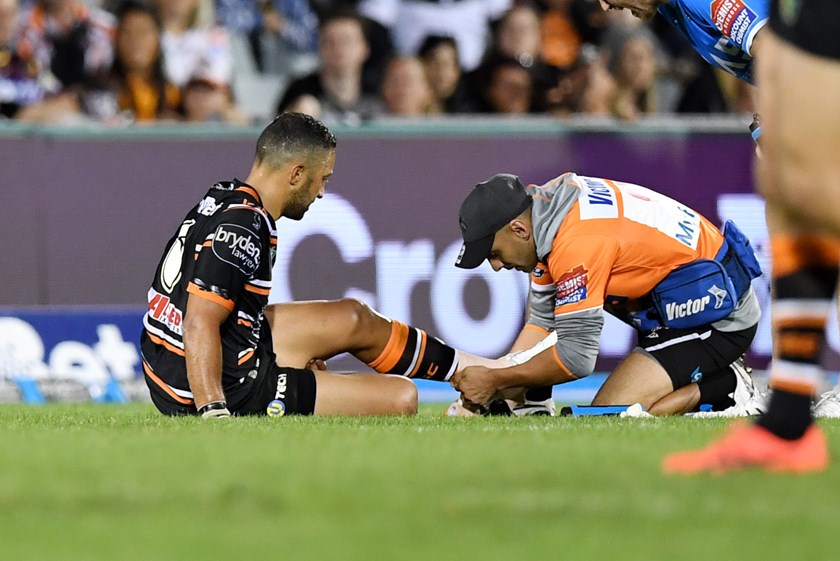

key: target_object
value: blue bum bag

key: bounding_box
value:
[635,221,763,331]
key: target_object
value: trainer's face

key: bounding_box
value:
[487,226,538,273]
[598,0,660,21]
[285,148,335,220]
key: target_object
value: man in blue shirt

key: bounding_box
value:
[598,0,768,82]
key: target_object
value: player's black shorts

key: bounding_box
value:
[636,323,758,392]
[145,364,317,417]
[771,0,840,60]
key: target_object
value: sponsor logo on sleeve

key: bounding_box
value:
[212,223,261,274]
[710,0,757,46]
[197,196,221,216]
[554,265,589,307]
[147,290,184,335]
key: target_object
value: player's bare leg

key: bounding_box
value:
[313,371,418,415]
[664,31,839,474]
[265,300,392,367]
[266,299,506,379]
[591,351,674,411]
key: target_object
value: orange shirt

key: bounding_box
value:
[119,75,181,121]
[530,174,725,318]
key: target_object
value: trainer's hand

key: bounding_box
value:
[451,366,499,407]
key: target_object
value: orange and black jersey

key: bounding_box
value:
[140,179,277,407]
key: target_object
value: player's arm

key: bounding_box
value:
[183,293,232,416]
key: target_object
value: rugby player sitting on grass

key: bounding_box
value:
[141,112,511,418]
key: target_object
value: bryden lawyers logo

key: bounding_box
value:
[554,265,588,307]
[212,224,261,274]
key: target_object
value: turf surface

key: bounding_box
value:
[1,404,837,560]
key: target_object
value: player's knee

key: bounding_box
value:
[390,377,418,415]
[338,297,382,338]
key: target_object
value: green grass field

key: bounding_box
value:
[1,404,838,561]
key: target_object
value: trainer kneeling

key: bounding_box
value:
[451,172,762,416]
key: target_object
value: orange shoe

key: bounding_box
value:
[662,422,829,474]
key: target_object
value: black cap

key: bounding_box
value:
[455,173,532,269]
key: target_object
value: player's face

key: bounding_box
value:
[285,149,335,220]
[598,0,659,21]
[487,229,538,273]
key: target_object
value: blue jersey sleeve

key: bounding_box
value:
[659,0,768,83]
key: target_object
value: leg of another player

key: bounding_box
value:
[312,370,418,415]
[590,351,674,411]
[663,30,840,473]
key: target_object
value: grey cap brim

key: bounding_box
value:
[454,233,494,269]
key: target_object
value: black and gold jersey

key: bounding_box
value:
[140,179,277,408]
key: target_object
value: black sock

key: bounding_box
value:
[757,390,813,440]
[525,385,553,401]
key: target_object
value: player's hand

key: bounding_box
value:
[198,401,231,418]
[450,366,500,407]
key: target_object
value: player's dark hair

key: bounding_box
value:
[255,113,337,169]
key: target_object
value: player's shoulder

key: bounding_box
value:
[198,181,273,231]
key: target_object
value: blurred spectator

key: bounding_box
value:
[418,35,477,113]
[155,0,232,88]
[677,61,755,114]
[182,65,249,124]
[478,55,536,114]
[538,0,583,69]
[358,0,512,71]
[0,0,47,118]
[275,9,381,125]
[379,55,433,116]
[487,3,558,111]
[16,0,114,90]
[606,28,657,120]
[98,1,180,121]
[570,0,608,46]
[545,44,615,117]
[494,2,542,69]
[18,1,180,123]
[215,0,318,76]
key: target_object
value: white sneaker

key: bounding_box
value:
[814,385,840,418]
[510,397,556,417]
[690,357,768,418]
[730,357,769,415]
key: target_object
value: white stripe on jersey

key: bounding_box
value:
[143,315,185,349]
[248,278,272,288]
[238,311,256,322]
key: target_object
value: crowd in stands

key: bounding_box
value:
[0,0,756,126]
